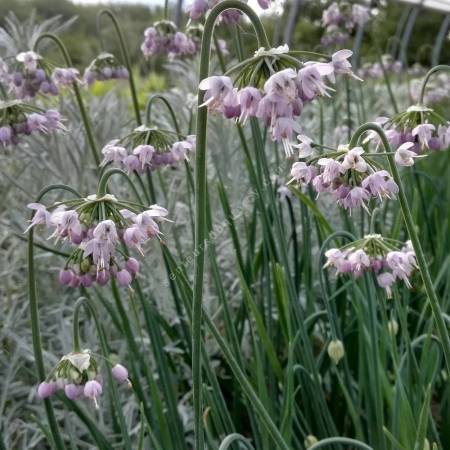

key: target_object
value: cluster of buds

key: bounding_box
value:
[37,350,129,408]
[357,55,403,79]
[2,51,78,99]
[141,21,197,59]
[321,1,371,48]
[84,53,129,85]
[0,100,64,148]
[199,47,360,157]
[101,125,196,173]
[26,193,170,288]
[367,106,450,161]
[324,234,417,298]
[289,143,398,211]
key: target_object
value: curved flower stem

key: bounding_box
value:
[28,184,81,450]
[349,122,450,377]
[218,434,255,450]
[97,167,142,199]
[419,64,450,105]
[72,296,133,450]
[193,3,268,449]
[308,438,374,450]
[145,94,181,135]
[34,33,100,167]
[96,9,142,125]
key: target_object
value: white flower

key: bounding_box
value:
[293,134,314,158]
[394,142,425,166]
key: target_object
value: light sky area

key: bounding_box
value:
[69,0,284,15]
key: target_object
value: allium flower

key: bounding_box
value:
[293,134,314,158]
[412,123,435,150]
[26,193,170,288]
[341,147,367,172]
[394,142,424,167]
[37,350,129,408]
[0,100,65,148]
[199,76,234,111]
[84,53,129,85]
[238,87,262,124]
[141,21,196,59]
[325,235,417,293]
[297,64,333,101]
[187,0,209,20]
[52,67,79,88]
[100,126,196,172]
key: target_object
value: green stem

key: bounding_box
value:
[145,94,181,135]
[308,438,374,450]
[349,122,450,377]
[72,297,133,450]
[96,10,142,125]
[97,167,141,198]
[193,3,268,449]
[28,184,81,450]
[419,64,450,105]
[34,33,100,166]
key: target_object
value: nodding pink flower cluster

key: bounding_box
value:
[0,101,65,148]
[37,350,130,409]
[199,49,358,157]
[2,51,79,99]
[84,53,129,85]
[321,2,370,47]
[366,108,450,161]
[26,197,170,288]
[101,133,196,173]
[141,21,196,59]
[289,145,398,211]
[51,67,80,88]
[357,55,403,80]
[324,236,417,298]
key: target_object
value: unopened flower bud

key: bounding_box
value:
[387,319,399,336]
[304,435,319,448]
[37,381,57,399]
[327,339,345,365]
[112,364,129,383]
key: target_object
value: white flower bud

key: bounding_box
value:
[327,339,345,365]
[304,435,319,448]
[387,319,399,336]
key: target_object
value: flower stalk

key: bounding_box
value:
[193,2,268,448]
[349,122,450,377]
[34,33,101,166]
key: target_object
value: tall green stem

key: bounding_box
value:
[419,65,450,105]
[34,33,100,166]
[193,3,268,449]
[28,184,81,450]
[96,10,142,125]
[349,122,450,377]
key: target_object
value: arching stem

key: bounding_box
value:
[34,33,100,167]
[28,184,81,450]
[96,10,142,125]
[193,2,268,448]
[349,122,450,377]
[419,64,450,106]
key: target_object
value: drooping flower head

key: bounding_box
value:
[324,234,417,297]
[84,53,129,85]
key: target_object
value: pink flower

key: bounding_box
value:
[93,220,118,244]
[133,144,155,169]
[297,64,333,101]
[37,381,57,399]
[361,170,398,199]
[64,383,84,400]
[317,158,344,183]
[238,87,262,124]
[116,269,132,287]
[126,257,140,274]
[264,69,298,101]
[293,134,314,158]
[25,203,51,232]
[101,140,127,166]
[348,249,370,272]
[111,364,129,383]
[377,272,395,298]
[84,380,102,408]
[412,123,435,149]
[339,187,370,210]
[272,117,296,157]
[199,76,233,111]
[187,0,208,20]
[341,147,367,172]
[394,142,424,166]
[289,162,316,185]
